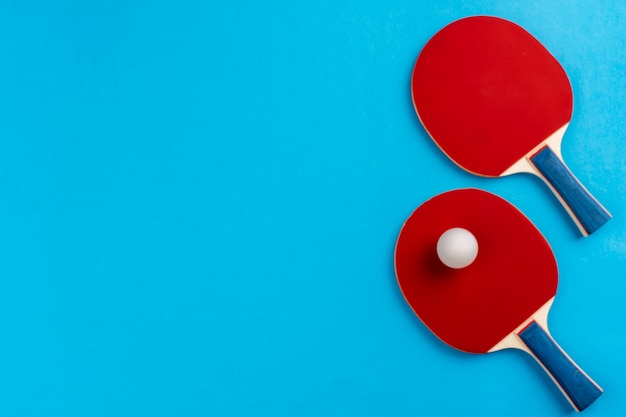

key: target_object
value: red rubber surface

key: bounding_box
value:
[412,16,573,177]
[394,189,558,353]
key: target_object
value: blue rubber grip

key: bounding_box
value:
[518,321,602,411]
[530,146,610,236]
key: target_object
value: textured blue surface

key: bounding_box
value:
[0,1,624,416]
[531,146,611,235]
[519,321,603,411]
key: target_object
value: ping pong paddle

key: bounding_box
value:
[394,188,602,411]
[411,16,611,236]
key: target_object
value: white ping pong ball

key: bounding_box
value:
[436,228,478,269]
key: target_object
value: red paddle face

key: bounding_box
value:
[394,189,558,353]
[412,16,573,177]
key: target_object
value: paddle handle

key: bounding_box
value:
[529,146,610,236]
[518,321,602,412]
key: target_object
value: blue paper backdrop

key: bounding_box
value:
[0,1,624,416]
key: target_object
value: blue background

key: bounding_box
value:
[0,1,624,416]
